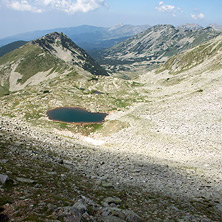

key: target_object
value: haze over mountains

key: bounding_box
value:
[1,23,221,57]
[0,24,151,52]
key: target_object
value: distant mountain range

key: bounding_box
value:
[98,24,221,73]
[1,23,222,60]
[0,24,151,52]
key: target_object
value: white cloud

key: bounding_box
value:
[62,0,106,14]
[199,13,205,19]
[6,0,42,12]
[156,1,175,12]
[4,0,106,13]
[191,12,205,20]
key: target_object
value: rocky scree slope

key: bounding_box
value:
[0,32,107,96]
[99,25,221,73]
[1,118,222,221]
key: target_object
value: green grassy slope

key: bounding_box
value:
[0,44,70,96]
[157,35,222,74]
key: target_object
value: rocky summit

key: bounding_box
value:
[0,32,107,96]
[31,32,107,76]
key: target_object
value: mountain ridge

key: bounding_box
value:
[98,24,221,74]
[0,32,107,96]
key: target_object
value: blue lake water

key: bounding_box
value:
[47,107,107,123]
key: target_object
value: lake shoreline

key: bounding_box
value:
[46,106,108,125]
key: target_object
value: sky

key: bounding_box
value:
[0,0,222,38]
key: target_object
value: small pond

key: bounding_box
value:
[47,107,107,124]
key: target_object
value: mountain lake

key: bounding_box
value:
[47,107,107,124]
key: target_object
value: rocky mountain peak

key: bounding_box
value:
[108,23,125,31]
[31,32,79,57]
[209,23,222,31]
[39,31,64,40]
[31,32,108,76]
[151,24,175,31]
[177,23,202,30]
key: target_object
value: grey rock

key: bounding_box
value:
[178,215,198,221]
[101,207,142,222]
[0,174,10,184]
[64,215,81,222]
[101,215,126,222]
[47,203,56,210]
[73,200,87,215]
[82,212,90,220]
[62,200,88,222]
[62,206,80,218]
[0,159,8,164]
[48,172,57,175]
[102,182,113,188]
[81,195,99,209]
[102,197,122,207]
[123,209,142,222]
[58,159,64,164]
[215,203,222,212]
[102,207,125,219]
[16,177,36,184]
